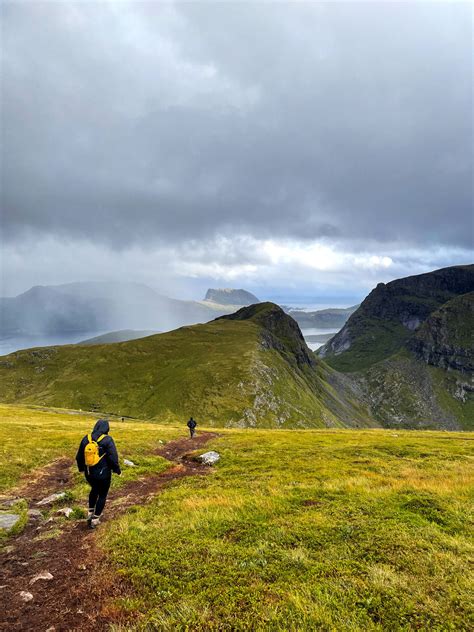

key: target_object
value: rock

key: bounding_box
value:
[204,288,259,306]
[36,492,66,506]
[123,459,136,467]
[198,451,220,466]
[29,571,53,585]
[57,507,73,518]
[19,591,33,602]
[4,545,15,554]
[27,509,43,519]
[1,498,21,508]
[0,513,20,530]
[158,440,164,444]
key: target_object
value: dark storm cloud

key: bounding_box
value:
[1,1,472,249]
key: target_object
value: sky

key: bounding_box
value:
[1,1,472,304]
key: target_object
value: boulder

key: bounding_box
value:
[0,513,20,530]
[1,498,21,508]
[27,509,43,519]
[36,492,66,507]
[19,591,33,602]
[57,507,73,518]
[198,451,220,466]
[30,571,53,585]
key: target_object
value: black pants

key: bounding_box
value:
[86,473,111,516]
[189,427,196,438]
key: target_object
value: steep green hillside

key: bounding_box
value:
[359,351,473,430]
[320,265,474,372]
[357,292,474,430]
[408,292,474,371]
[0,304,371,428]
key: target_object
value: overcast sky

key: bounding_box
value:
[1,1,472,302]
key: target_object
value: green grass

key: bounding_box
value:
[360,351,474,431]
[324,317,411,373]
[0,404,181,492]
[104,429,474,630]
[2,404,473,629]
[0,315,371,428]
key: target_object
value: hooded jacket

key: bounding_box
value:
[76,419,121,479]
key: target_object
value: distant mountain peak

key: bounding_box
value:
[218,302,315,368]
[204,288,259,306]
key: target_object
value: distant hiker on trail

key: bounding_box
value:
[187,416,197,439]
[76,418,121,529]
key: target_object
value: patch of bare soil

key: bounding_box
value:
[0,432,218,632]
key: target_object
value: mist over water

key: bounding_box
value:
[0,331,110,356]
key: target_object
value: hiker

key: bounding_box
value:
[75,418,121,529]
[187,416,197,439]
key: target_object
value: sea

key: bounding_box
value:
[0,299,347,356]
[0,332,109,356]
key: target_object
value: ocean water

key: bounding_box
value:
[300,327,339,337]
[0,331,108,356]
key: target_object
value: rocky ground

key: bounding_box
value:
[0,432,218,632]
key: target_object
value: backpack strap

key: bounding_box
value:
[87,433,92,442]
[96,434,106,443]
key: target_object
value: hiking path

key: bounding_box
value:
[0,432,218,632]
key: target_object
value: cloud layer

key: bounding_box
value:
[1,1,472,297]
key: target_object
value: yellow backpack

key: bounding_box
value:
[84,433,106,469]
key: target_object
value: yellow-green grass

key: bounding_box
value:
[2,404,473,629]
[0,315,370,428]
[105,429,474,630]
[0,404,183,493]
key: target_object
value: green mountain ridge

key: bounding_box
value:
[0,303,371,429]
[314,265,473,430]
[77,329,160,345]
[320,264,474,372]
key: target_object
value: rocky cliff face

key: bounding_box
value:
[320,264,474,371]
[204,288,260,306]
[218,302,315,368]
[408,292,473,372]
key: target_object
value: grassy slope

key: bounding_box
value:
[411,291,474,354]
[325,317,410,373]
[0,318,371,428]
[323,265,474,373]
[0,404,180,492]
[359,350,474,431]
[2,404,473,630]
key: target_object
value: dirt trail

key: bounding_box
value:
[0,432,218,632]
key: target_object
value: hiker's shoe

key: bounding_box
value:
[89,515,100,529]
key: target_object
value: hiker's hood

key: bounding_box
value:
[92,418,110,438]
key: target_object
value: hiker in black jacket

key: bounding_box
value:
[76,418,121,529]
[187,416,197,439]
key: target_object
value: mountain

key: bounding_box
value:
[407,292,473,372]
[204,288,260,305]
[316,266,473,430]
[0,282,236,336]
[286,305,358,329]
[77,330,160,345]
[0,303,372,428]
[320,265,474,372]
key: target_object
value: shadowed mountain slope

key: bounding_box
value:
[320,265,474,372]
